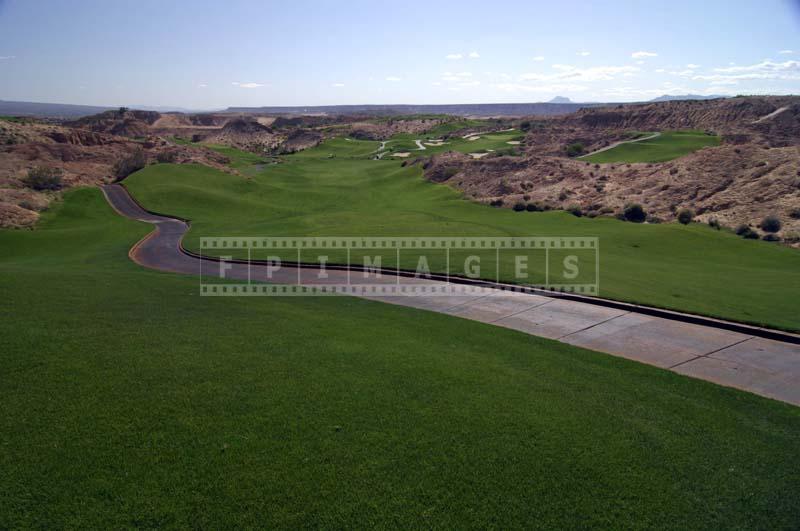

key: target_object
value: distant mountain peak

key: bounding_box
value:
[548,96,572,104]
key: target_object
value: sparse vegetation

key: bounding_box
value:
[23,166,64,191]
[112,148,147,181]
[155,150,179,164]
[677,208,694,225]
[565,142,585,157]
[708,217,721,230]
[566,204,583,217]
[760,215,782,233]
[736,224,760,239]
[622,203,646,223]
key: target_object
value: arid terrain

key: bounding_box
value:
[2,96,799,237]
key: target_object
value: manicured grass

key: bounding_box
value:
[583,131,720,163]
[126,149,800,330]
[1,188,799,528]
[384,129,521,156]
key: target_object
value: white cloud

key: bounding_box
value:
[631,51,657,59]
[232,82,265,88]
[445,53,463,60]
[493,83,587,93]
[635,60,644,65]
[331,83,345,87]
[692,59,800,84]
[576,51,591,56]
[778,50,794,55]
[198,83,208,88]
[441,71,472,82]
[468,51,480,58]
[521,64,640,82]
[385,76,401,81]
[654,68,666,73]
[686,64,700,69]
[533,56,545,61]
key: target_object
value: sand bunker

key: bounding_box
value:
[469,152,489,159]
[468,136,481,141]
[506,140,521,145]
[425,141,447,146]
[392,152,411,158]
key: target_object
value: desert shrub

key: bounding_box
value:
[512,202,526,212]
[676,208,694,225]
[526,203,539,212]
[523,194,530,201]
[24,166,63,191]
[599,206,614,214]
[489,199,504,208]
[762,233,781,242]
[759,215,781,233]
[789,207,800,219]
[156,150,178,163]
[622,203,646,223]
[565,142,585,157]
[735,224,759,239]
[566,204,583,217]
[519,121,531,131]
[646,215,663,224]
[708,217,721,230]
[558,190,569,201]
[113,148,147,181]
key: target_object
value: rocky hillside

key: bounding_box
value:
[0,118,231,228]
[424,96,800,239]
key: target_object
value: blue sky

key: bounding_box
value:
[0,0,798,108]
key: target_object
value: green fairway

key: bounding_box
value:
[125,143,800,331]
[1,188,799,528]
[381,128,522,156]
[582,130,720,163]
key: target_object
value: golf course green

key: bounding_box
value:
[582,130,721,163]
[2,188,800,528]
[125,139,800,331]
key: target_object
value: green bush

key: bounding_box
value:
[566,204,583,217]
[113,148,147,181]
[735,224,759,239]
[759,215,781,233]
[762,233,781,242]
[526,203,539,212]
[23,166,63,191]
[789,207,800,220]
[565,142,585,157]
[623,203,646,223]
[512,202,526,212]
[489,199,504,208]
[677,208,694,225]
[708,217,721,230]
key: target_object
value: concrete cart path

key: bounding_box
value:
[101,183,800,406]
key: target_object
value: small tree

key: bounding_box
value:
[623,203,646,223]
[677,208,694,225]
[565,142,585,157]
[23,166,63,191]
[512,201,526,212]
[759,215,781,233]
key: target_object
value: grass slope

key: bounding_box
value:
[583,130,720,163]
[125,148,800,330]
[1,188,799,527]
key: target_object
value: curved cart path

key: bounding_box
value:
[578,132,661,159]
[101,183,800,406]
